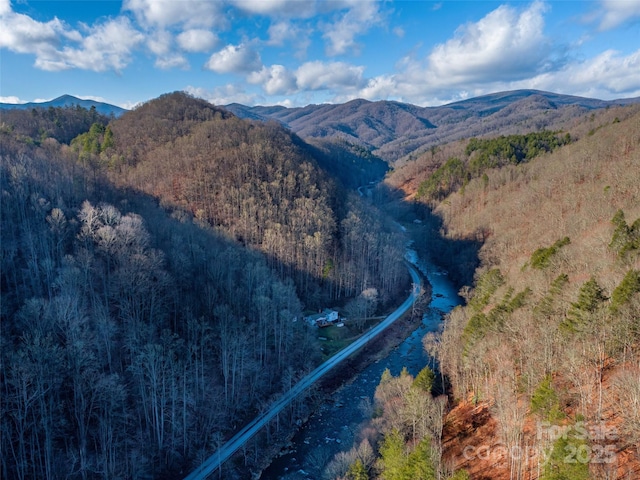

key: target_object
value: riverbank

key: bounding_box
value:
[204,261,425,479]
[318,280,432,393]
[246,278,430,477]
[258,257,461,479]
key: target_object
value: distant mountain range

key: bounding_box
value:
[225,90,640,162]
[0,95,126,118]
[3,90,638,163]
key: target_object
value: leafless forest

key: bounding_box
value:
[2,93,639,480]
[0,93,408,479]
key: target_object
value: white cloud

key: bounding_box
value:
[241,59,367,99]
[321,0,384,56]
[0,95,25,104]
[148,29,217,68]
[205,43,262,74]
[265,20,310,58]
[427,1,551,84]
[0,2,144,73]
[295,60,365,90]
[148,29,218,67]
[357,75,398,101]
[35,17,144,72]
[332,2,640,105]
[155,53,188,69]
[598,0,640,31]
[232,0,316,17]
[267,20,302,45]
[248,64,297,95]
[73,95,110,103]
[353,46,640,107]
[122,0,224,29]
[0,0,11,16]
[120,99,143,110]
[0,7,79,55]
[147,28,172,56]
[524,48,640,98]
[177,29,217,52]
[122,1,222,68]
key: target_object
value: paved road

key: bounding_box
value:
[184,263,422,480]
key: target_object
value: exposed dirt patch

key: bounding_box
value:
[440,361,640,480]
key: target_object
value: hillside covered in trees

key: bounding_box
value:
[226,90,638,163]
[0,93,409,479]
[349,104,640,480]
[3,90,639,480]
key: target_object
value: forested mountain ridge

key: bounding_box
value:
[4,89,636,165]
[372,104,640,479]
[0,92,410,479]
[1,101,321,480]
[225,89,640,163]
[102,92,406,305]
[4,89,639,480]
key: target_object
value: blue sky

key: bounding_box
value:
[1,0,639,109]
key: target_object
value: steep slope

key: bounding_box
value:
[0,93,410,480]
[0,104,321,480]
[103,92,408,307]
[226,90,639,163]
[305,137,389,188]
[399,105,640,479]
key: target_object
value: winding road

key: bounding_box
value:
[183,263,422,480]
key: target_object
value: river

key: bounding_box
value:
[259,250,462,479]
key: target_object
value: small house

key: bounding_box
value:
[305,308,339,328]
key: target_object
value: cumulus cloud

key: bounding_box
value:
[35,17,144,72]
[122,0,222,66]
[0,6,80,55]
[205,43,262,74]
[321,0,384,56]
[177,29,218,52]
[241,59,367,99]
[357,75,398,101]
[122,0,224,29]
[295,60,365,90]
[526,48,640,97]
[147,28,172,56]
[333,1,640,105]
[427,1,551,84]
[598,0,640,31]
[248,65,297,95]
[352,46,640,107]
[0,2,144,73]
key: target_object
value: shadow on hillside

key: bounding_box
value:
[375,183,482,292]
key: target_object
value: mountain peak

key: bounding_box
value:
[0,94,127,117]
